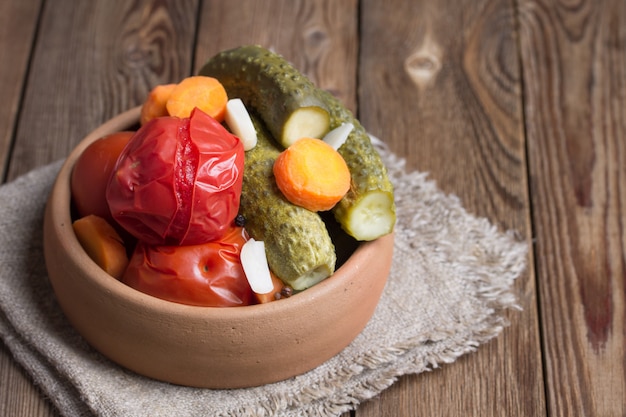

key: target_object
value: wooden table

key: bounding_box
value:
[1,0,624,416]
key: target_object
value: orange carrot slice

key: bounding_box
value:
[140,83,176,125]
[166,76,228,122]
[273,137,351,212]
[72,215,129,279]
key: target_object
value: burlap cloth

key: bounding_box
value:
[0,143,527,416]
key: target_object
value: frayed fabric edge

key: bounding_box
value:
[223,143,529,417]
[1,143,529,417]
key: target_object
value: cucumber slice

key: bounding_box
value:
[282,106,330,147]
[340,191,396,241]
[199,45,330,148]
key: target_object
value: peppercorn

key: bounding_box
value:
[234,214,246,227]
[280,286,293,298]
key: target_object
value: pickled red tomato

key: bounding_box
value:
[106,108,244,246]
[71,131,134,221]
[123,226,253,307]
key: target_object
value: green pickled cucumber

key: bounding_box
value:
[240,116,336,290]
[200,45,395,241]
[317,89,396,241]
[198,45,330,148]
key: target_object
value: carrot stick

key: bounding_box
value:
[166,76,228,122]
[253,272,288,304]
[140,83,176,125]
[73,215,129,279]
[273,137,351,212]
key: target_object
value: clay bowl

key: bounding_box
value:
[43,107,394,389]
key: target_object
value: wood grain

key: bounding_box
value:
[3,0,622,416]
[194,0,358,112]
[0,2,56,415]
[0,0,42,178]
[0,0,199,415]
[0,346,54,417]
[5,0,199,181]
[518,0,626,415]
[194,5,357,415]
[355,0,544,415]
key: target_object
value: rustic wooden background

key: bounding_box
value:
[1,0,624,416]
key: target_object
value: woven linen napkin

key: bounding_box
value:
[0,143,527,417]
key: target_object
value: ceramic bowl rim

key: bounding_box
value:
[50,106,393,321]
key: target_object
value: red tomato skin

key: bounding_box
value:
[122,227,253,307]
[71,131,134,220]
[106,108,244,246]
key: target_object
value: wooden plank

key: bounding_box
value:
[5,0,199,182]
[194,2,357,416]
[518,0,626,415]
[0,347,56,417]
[0,2,54,415]
[193,0,358,112]
[0,1,199,416]
[354,0,545,416]
[0,0,42,177]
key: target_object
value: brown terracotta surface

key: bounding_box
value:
[43,107,394,389]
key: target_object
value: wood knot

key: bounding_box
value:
[304,27,328,47]
[404,40,442,90]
